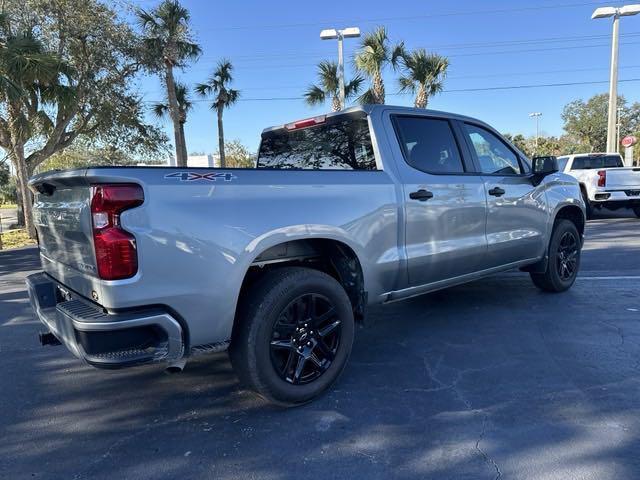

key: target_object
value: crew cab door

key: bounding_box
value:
[460,122,548,266]
[390,114,488,287]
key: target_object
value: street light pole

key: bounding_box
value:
[320,27,361,110]
[592,5,640,152]
[529,112,542,153]
[337,33,345,109]
[606,14,619,153]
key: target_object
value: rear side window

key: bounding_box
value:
[571,155,624,170]
[393,116,464,174]
[257,117,377,170]
[464,124,523,175]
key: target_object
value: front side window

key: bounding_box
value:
[464,124,522,175]
[393,116,464,174]
[257,117,377,170]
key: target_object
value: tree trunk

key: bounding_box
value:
[331,95,341,112]
[414,85,428,109]
[164,63,187,167]
[217,107,226,168]
[12,145,36,238]
[373,72,385,104]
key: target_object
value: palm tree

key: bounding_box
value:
[353,26,404,104]
[304,60,364,112]
[137,0,201,167]
[152,82,193,162]
[397,48,449,109]
[195,59,239,168]
[0,16,69,237]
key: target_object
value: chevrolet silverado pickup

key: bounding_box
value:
[26,105,586,405]
[557,152,640,218]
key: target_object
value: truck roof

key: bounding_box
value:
[261,104,493,134]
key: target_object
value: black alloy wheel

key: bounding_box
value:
[270,293,341,385]
[556,231,579,281]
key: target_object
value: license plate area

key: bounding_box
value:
[625,190,640,196]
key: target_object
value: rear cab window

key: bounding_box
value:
[257,112,377,170]
[570,155,624,170]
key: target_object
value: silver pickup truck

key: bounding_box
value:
[26,105,585,405]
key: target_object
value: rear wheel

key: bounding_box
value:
[633,206,640,218]
[530,219,581,293]
[230,267,355,406]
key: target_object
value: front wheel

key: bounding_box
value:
[633,206,640,218]
[530,219,581,293]
[230,267,355,406]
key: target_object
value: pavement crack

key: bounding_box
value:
[476,414,502,480]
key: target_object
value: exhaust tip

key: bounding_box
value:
[164,359,187,375]
[39,331,61,346]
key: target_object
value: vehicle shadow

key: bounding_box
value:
[1,242,639,479]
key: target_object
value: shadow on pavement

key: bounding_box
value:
[1,228,639,479]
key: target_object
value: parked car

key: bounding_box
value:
[26,105,586,405]
[556,153,640,218]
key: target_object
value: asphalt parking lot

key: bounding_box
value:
[1,212,639,480]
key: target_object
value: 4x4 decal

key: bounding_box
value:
[164,171,237,182]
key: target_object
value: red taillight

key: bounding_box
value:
[90,184,144,280]
[284,115,326,131]
[597,170,606,187]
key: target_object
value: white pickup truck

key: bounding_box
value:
[557,153,640,218]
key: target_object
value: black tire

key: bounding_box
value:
[530,219,581,293]
[229,267,355,406]
[633,206,640,218]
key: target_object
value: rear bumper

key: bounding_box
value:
[590,189,640,207]
[26,272,184,369]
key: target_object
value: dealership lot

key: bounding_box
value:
[1,213,639,480]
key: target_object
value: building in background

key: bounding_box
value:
[167,154,221,167]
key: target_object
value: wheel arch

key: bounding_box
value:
[238,235,368,323]
[554,204,585,238]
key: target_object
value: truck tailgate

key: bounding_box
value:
[605,167,640,189]
[30,170,98,279]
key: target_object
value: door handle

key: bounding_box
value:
[409,189,434,201]
[488,187,506,197]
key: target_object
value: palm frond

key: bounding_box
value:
[397,76,416,94]
[344,74,365,98]
[316,60,338,93]
[304,84,326,106]
[391,42,406,70]
[151,102,168,118]
[194,82,212,96]
[356,88,378,105]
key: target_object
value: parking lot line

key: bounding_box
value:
[577,276,640,280]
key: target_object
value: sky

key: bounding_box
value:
[131,0,640,154]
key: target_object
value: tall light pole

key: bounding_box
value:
[529,112,542,153]
[320,27,360,110]
[591,5,640,153]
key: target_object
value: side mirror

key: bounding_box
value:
[532,156,559,175]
